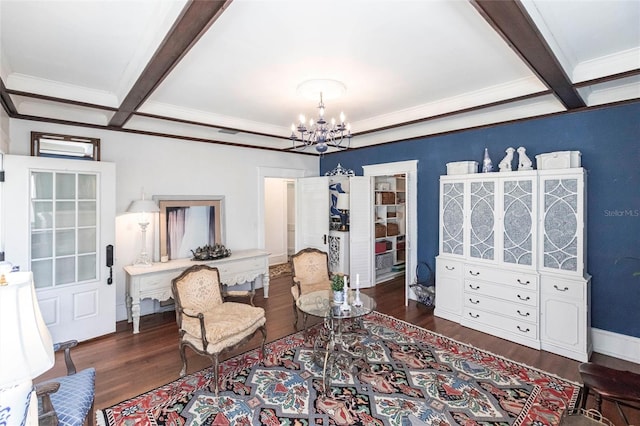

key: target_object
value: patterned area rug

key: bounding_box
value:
[269,261,292,279]
[97,312,580,425]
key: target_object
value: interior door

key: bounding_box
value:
[295,176,329,253]
[3,155,116,342]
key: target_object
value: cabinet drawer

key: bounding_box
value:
[464,307,538,339]
[436,258,462,277]
[464,264,537,289]
[464,294,537,323]
[213,258,264,276]
[541,276,585,300]
[138,271,175,290]
[465,280,537,306]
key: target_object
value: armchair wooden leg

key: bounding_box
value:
[179,343,188,377]
[259,326,267,364]
[212,355,220,396]
[293,301,299,329]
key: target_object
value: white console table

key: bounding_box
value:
[124,249,270,334]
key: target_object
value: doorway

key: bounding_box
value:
[257,167,307,267]
[264,177,295,266]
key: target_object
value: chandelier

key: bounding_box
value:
[289,80,352,154]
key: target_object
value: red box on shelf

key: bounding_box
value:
[375,241,387,253]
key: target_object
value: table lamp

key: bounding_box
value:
[0,271,55,425]
[336,193,350,231]
[127,196,160,266]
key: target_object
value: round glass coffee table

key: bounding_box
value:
[296,289,376,394]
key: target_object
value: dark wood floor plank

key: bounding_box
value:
[35,274,640,424]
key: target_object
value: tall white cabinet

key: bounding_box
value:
[435,168,591,361]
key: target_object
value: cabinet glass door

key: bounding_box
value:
[441,182,464,255]
[542,178,579,272]
[469,181,495,260]
[503,179,534,266]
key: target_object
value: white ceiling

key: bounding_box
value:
[1,0,638,154]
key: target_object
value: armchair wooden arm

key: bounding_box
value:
[55,340,79,375]
[36,381,61,426]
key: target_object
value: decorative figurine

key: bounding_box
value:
[517,146,533,170]
[498,147,515,172]
[482,147,493,173]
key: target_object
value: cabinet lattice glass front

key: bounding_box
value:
[503,180,533,265]
[441,182,464,255]
[31,171,98,288]
[543,178,578,272]
[469,181,494,260]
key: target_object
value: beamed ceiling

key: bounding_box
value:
[1,0,639,155]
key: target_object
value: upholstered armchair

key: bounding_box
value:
[36,340,96,426]
[171,264,267,395]
[290,248,332,329]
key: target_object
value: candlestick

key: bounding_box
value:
[340,278,351,311]
[353,275,362,307]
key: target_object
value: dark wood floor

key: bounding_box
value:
[36,274,639,424]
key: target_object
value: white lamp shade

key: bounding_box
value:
[127,199,159,213]
[336,193,350,210]
[0,272,54,387]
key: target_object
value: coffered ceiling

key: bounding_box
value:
[1,0,638,154]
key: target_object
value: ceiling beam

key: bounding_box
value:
[0,78,18,116]
[109,0,232,128]
[471,0,586,110]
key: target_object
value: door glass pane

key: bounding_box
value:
[31,171,99,287]
[56,173,76,199]
[32,230,53,259]
[56,201,76,228]
[32,259,53,288]
[56,229,76,256]
[79,201,96,226]
[55,257,75,285]
[78,254,96,281]
[78,228,96,254]
[32,201,53,229]
[78,174,96,199]
[31,172,53,199]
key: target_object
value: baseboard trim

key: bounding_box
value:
[592,328,640,363]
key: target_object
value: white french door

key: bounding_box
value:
[295,176,330,253]
[3,155,116,342]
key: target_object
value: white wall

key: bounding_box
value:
[8,118,318,321]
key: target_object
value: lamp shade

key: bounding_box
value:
[336,193,350,210]
[126,199,159,213]
[0,272,54,387]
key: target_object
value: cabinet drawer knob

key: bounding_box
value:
[468,284,480,290]
[469,298,480,304]
[517,325,530,333]
[553,285,569,292]
[445,265,455,271]
[468,312,479,319]
[517,310,530,317]
[469,270,480,276]
[517,279,530,285]
[517,294,530,301]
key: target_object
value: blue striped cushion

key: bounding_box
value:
[44,368,95,426]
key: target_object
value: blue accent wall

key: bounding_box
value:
[321,101,640,338]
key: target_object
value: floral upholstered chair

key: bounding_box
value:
[290,248,332,329]
[171,264,267,395]
[36,340,95,426]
